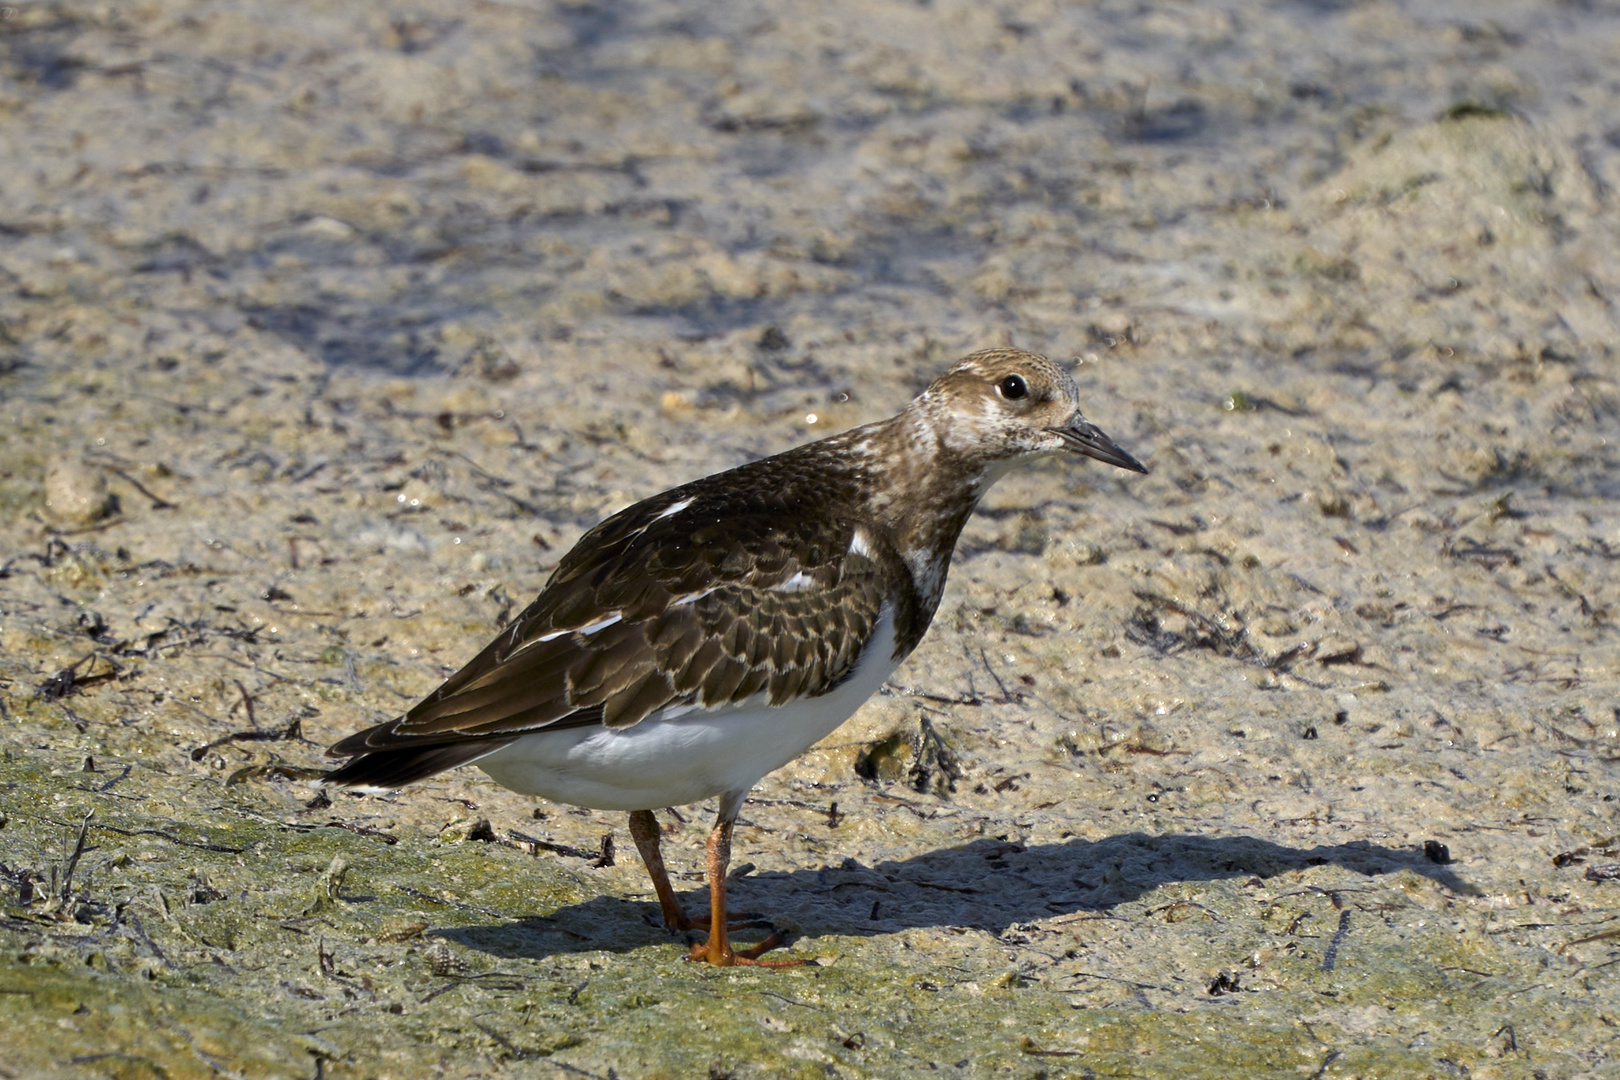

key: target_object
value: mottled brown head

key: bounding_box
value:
[914,348,1147,476]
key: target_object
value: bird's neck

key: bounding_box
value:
[827,407,1004,617]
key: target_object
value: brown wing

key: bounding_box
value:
[325,466,907,784]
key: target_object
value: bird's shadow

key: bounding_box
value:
[439,832,1475,961]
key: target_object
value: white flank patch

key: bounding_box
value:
[848,527,874,559]
[774,570,815,592]
[669,586,719,608]
[653,496,694,520]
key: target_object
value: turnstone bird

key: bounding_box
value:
[324,348,1146,966]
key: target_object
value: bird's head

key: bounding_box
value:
[916,348,1148,477]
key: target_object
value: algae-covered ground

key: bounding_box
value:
[3,0,1620,1077]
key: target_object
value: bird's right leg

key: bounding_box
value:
[628,809,694,931]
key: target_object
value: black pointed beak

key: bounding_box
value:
[1050,418,1148,474]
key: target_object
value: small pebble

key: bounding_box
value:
[44,456,114,525]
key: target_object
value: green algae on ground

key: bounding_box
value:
[4,740,1615,1078]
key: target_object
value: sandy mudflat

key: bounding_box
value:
[2,1,1619,1076]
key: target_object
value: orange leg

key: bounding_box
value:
[686,816,804,968]
[628,809,693,931]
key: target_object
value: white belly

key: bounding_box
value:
[475,607,899,811]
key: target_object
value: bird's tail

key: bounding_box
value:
[319,739,515,792]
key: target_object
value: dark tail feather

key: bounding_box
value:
[320,739,515,790]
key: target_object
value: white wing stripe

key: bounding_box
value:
[509,583,722,657]
[653,496,694,520]
[529,614,624,646]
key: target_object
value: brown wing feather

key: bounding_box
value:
[327,446,915,780]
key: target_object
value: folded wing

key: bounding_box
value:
[324,489,901,787]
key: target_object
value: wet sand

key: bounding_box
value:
[3,1,1619,1076]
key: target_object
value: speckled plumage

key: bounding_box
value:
[323,347,1146,966]
[328,441,909,766]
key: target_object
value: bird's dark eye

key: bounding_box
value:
[998,374,1028,400]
